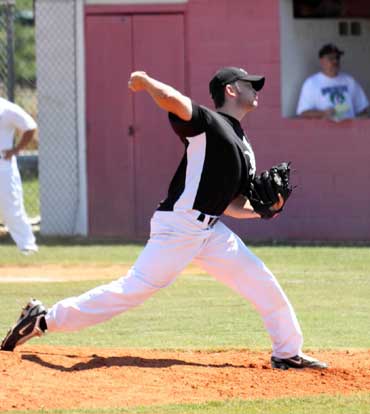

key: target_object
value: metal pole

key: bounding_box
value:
[5,0,15,102]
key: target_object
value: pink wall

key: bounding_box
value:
[85,0,370,241]
[184,0,370,241]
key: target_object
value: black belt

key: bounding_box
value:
[197,213,219,228]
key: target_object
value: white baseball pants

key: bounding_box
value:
[0,159,37,251]
[46,210,303,358]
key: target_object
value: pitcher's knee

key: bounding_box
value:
[114,270,163,306]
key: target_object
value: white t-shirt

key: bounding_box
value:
[0,97,37,152]
[296,72,369,121]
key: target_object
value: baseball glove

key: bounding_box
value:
[248,162,293,219]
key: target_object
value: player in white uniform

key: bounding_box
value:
[1,68,327,369]
[0,97,38,254]
[297,43,369,121]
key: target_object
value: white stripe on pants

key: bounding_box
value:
[45,210,303,358]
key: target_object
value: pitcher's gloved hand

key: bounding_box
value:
[248,162,292,219]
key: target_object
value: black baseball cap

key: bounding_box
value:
[318,43,344,58]
[209,67,265,98]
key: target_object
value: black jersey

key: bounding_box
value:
[157,102,256,216]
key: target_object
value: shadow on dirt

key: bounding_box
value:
[22,353,246,371]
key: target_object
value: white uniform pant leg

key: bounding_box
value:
[0,164,36,250]
[45,211,207,332]
[194,221,303,359]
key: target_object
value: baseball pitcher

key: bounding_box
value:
[1,67,327,370]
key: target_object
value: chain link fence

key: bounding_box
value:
[0,0,80,237]
[36,0,81,236]
[0,0,39,233]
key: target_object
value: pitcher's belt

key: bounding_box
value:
[196,213,219,228]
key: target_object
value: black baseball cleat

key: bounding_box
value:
[271,353,328,370]
[1,299,47,352]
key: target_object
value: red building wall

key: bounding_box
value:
[85,0,370,241]
[184,0,370,242]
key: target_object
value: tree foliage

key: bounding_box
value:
[14,0,35,85]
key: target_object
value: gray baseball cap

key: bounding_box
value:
[209,66,265,98]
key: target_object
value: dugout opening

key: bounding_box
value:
[280,0,370,118]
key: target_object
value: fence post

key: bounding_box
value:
[4,0,15,101]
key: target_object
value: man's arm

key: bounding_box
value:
[224,194,284,219]
[298,108,334,120]
[128,71,192,121]
[300,107,369,120]
[3,129,36,160]
[224,195,261,219]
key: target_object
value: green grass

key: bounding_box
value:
[0,245,369,413]
[2,394,370,414]
[22,175,39,218]
[0,242,144,264]
[0,246,369,349]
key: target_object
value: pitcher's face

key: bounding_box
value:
[234,80,258,111]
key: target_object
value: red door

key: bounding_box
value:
[86,15,135,237]
[86,13,185,238]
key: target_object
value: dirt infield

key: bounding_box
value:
[1,267,370,411]
[0,264,134,282]
[1,346,370,411]
[0,264,209,283]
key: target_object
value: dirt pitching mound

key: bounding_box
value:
[1,346,369,411]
